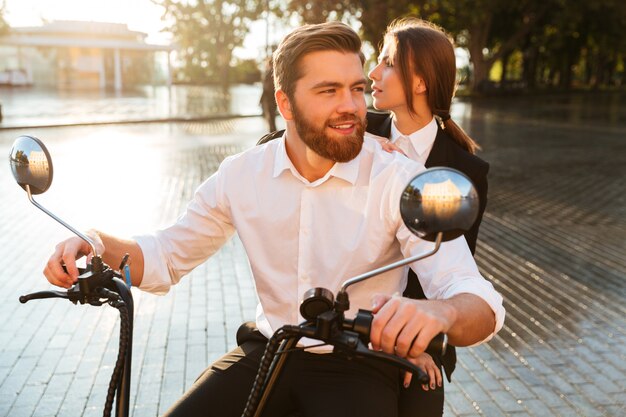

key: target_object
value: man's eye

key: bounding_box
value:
[321,89,335,94]
[353,86,365,92]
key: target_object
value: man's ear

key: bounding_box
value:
[276,89,294,121]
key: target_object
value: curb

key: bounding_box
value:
[0,113,262,131]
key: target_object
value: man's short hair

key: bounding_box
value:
[273,22,365,101]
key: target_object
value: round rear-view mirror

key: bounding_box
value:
[400,167,479,242]
[9,135,53,195]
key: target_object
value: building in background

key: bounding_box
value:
[0,20,173,91]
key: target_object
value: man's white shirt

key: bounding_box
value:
[136,133,505,347]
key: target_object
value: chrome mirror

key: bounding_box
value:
[400,167,479,242]
[339,167,479,295]
[9,135,53,195]
[8,135,99,257]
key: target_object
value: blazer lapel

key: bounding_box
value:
[366,112,393,138]
[378,115,392,138]
[425,128,449,168]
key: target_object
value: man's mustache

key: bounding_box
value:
[327,115,366,126]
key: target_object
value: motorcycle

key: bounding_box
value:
[9,135,480,417]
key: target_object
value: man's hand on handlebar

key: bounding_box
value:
[43,231,105,288]
[369,293,457,358]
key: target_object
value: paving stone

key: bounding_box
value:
[1,93,625,417]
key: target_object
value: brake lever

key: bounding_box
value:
[351,339,430,384]
[19,290,69,303]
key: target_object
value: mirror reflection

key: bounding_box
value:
[9,135,54,195]
[400,167,479,242]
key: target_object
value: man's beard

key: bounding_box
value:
[292,102,366,163]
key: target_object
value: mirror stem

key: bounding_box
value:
[26,185,99,257]
[340,232,443,293]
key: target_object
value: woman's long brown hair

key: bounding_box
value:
[384,18,480,154]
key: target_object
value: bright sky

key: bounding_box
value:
[5,0,169,43]
[3,0,279,59]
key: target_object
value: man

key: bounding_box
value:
[45,22,504,417]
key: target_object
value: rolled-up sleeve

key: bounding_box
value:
[397,225,505,343]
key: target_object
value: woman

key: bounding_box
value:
[367,18,490,417]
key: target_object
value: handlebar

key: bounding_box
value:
[18,257,134,417]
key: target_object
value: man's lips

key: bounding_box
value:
[328,119,358,134]
[329,122,356,134]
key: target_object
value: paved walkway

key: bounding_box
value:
[0,91,624,416]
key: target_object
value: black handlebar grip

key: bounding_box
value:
[426,333,448,357]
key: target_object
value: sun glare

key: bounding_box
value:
[6,0,166,42]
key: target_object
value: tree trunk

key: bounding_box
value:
[522,45,538,89]
[500,50,511,85]
[468,39,492,92]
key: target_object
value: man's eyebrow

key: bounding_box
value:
[311,79,368,89]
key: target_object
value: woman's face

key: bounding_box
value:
[368,42,407,112]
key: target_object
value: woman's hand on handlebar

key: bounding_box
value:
[43,231,105,288]
[402,353,442,391]
[369,293,457,358]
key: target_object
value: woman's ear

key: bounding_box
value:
[413,75,427,96]
[275,89,293,121]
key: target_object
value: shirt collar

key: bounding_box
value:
[390,116,438,157]
[272,132,360,186]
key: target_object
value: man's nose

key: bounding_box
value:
[337,90,359,114]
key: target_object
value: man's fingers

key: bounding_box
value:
[44,246,71,287]
[370,295,398,351]
[43,239,88,289]
[408,326,442,358]
[61,250,80,280]
[379,310,406,354]
[395,319,423,358]
[371,293,391,313]
[43,264,71,288]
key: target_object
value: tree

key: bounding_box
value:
[274,0,625,91]
[283,0,358,24]
[0,1,9,36]
[156,0,264,89]
[283,1,546,91]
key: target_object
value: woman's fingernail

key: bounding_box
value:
[422,384,429,391]
[430,383,435,389]
[404,381,409,388]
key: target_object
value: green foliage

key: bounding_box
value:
[230,58,262,83]
[156,0,625,91]
[283,0,358,24]
[156,0,264,87]
[353,0,625,91]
